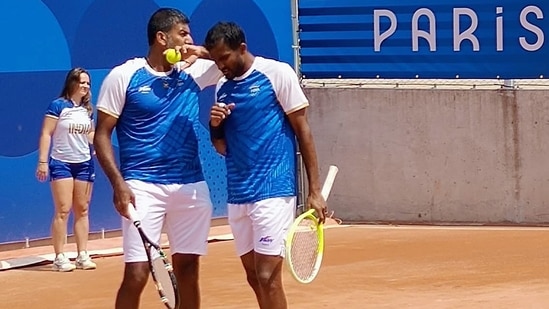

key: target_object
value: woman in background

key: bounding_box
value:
[36,68,97,272]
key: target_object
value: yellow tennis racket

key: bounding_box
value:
[285,165,339,284]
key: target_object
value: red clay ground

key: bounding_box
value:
[2,225,549,308]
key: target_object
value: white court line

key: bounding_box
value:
[0,233,235,271]
[10,223,541,271]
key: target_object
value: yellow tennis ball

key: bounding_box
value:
[165,49,181,64]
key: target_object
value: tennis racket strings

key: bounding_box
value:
[150,251,177,308]
[288,216,321,281]
[128,206,179,309]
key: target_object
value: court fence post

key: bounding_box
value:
[503,79,515,89]
[291,0,306,215]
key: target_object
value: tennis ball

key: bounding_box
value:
[165,49,181,64]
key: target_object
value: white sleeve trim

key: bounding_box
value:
[285,102,309,114]
[97,107,120,119]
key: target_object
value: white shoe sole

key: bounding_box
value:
[76,263,97,270]
[52,265,76,272]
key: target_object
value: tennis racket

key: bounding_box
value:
[127,205,180,309]
[285,164,339,284]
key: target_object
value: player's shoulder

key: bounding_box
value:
[256,57,293,70]
[51,97,68,104]
[106,58,147,80]
[193,58,215,67]
[46,98,72,116]
[49,97,71,109]
[116,57,147,70]
[254,57,295,77]
[183,58,216,76]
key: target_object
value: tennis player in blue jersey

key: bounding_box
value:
[94,8,222,309]
[205,21,328,309]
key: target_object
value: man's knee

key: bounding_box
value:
[121,262,150,291]
[172,254,200,278]
[255,254,283,290]
[243,267,259,288]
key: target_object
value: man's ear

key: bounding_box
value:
[239,43,247,55]
[156,31,168,47]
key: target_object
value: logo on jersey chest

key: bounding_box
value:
[217,82,263,106]
[249,84,260,96]
[218,93,228,101]
[138,77,185,94]
[138,86,152,93]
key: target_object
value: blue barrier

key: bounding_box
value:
[0,0,293,243]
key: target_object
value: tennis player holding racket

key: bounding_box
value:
[206,22,327,309]
[94,8,222,309]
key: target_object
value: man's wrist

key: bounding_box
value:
[197,46,211,59]
[209,122,225,139]
[308,187,322,195]
[182,55,198,65]
[112,177,127,189]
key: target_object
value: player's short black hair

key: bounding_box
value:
[204,21,246,51]
[147,8,190,46]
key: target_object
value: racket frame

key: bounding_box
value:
[131,218,180,309]
[285,164,338,284]
[285,208,325,284]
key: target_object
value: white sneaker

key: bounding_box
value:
[52,253,76,272]
[75,251,97,270]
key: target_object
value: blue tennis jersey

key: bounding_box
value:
[97,58,221,184]
[216,57,309,204]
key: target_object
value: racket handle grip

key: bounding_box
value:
[321,165,339,201]
[127,204,139,223]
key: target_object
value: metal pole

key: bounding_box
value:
[290,0,301,76]
[503,79,515,89]
[291,0,306,215]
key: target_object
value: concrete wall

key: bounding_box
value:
[305,88,549,225]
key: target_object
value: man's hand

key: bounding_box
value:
[174,44,209,59]
[163,47,198,71]
[210,103,236,127]
[113,181,135,219]
[307,190,328,224]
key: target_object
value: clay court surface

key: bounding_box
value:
[2,224,549,308]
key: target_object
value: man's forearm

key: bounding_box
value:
[212,138,227,156]
[196,46,212,59]
[210,122,227,155]
[94,132,124,186]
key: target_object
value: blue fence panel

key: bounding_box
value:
[0,0,293,243]
[299,0,549,79]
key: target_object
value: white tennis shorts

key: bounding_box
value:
[228,196,296,257]
[122,180,213,262]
